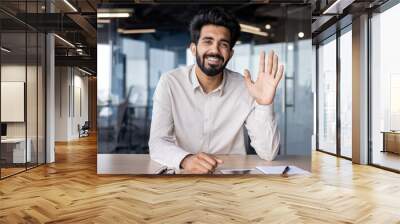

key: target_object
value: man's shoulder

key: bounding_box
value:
[225,68,244,84]
[162,65,192,81]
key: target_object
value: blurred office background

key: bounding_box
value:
[96,3,313,164]
[2,0,399,178]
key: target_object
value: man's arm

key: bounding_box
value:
[242,50,284,160]
[245,103,280,160]
[148,75,191,169]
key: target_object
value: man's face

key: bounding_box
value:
[191,24,234,76]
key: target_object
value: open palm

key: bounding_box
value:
[244,50,284,105]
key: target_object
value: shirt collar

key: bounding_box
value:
[189,65,226,97]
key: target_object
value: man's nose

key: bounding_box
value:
[209,42,221,54]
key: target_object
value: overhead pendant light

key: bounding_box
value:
[97,12,131,18]
[117,28,156,34]
[78,67,93,76]
[240,23,268,37]
[1,47,11,53]
[54,34,75,48]
[322,0,354,15]
[63,0,78,12]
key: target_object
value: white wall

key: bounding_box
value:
[1,63,46,163]
[1,65,37,138]
[54,66,89,141]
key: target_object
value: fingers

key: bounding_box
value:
[198,153,217,167]
[243,69,253,89]
[197,158,214,172]
[258,51,265,73]
[206,153,223,164]
[193,163,211,174]
[275,64,284,85]
[271,53,278,78]
[182,152,224,174]
[244,69,255,93]
[196,153,221,173]
[267,50,274,75]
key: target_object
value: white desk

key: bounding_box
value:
[97,154,310,175]
[1,138,31,163]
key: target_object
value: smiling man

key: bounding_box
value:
[149,8,284,174]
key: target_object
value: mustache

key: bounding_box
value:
[204,54,224,62]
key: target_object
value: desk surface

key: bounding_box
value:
[97,154,310,175]
[381,131,400,134]
[1,138,27,143]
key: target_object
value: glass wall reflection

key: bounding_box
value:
[339,27,352,159]
[0,1,46,179]
[317,35,337,155]
[371,3,400,171]
[97,4,312,167]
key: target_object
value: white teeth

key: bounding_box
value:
[207,57,219,62]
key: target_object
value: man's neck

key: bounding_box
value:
[194,65,223,94]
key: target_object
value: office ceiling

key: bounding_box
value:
[0,0,390,74]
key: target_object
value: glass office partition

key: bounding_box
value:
[97,3,313,173]
[0,15,28,177]
[27,30,38,169]
[339,27,352,158]
[0,1,46,179]
[37,31,45,165]
[317,35,337,155]
[371,2,400,171]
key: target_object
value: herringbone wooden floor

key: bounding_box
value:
[1,134,400,224]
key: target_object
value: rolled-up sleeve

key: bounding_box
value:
[148,75,191,169]
[244,102,280,161]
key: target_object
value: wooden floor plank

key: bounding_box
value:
[0,134,400,223]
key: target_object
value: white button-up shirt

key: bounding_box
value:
[149,65,280,169]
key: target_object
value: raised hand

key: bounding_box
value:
[244,50,284,105]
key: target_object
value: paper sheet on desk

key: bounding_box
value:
[256,166,310,175]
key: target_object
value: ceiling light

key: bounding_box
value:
[97,19,111,24]
[241,29,268,37]
[240,23,268,37]
[78,67,92,76]
[1,47,11,53]
[323,0,341,14]
[298,32,305,38]
[265,24,271,30]
[287,44,294,51]
[63,0,78,12]
[323,0,354,14]
[240,23,261,32]
[54,34,75,48]
[117,28,156,34]
[97,13,130,18]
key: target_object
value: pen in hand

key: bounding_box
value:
[281,166,290,177]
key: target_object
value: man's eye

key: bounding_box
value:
[220,43,229,49]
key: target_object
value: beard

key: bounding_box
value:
[196,51,229,77]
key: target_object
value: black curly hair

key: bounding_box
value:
[189,7,241,49]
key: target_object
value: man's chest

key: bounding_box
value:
[169,90,252,131]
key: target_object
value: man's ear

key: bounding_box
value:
[190,43,196,56]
